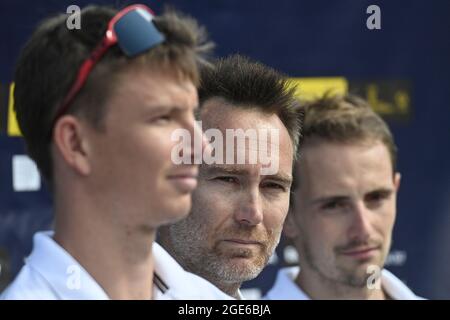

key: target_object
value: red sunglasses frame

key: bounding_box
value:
[52,4,156,126]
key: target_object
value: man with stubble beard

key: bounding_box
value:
[159,55,303,299]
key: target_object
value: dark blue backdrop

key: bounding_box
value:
[0,0,449,299]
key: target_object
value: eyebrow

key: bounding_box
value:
[145,103,199,114]
[309,187,394,206]
[366,188,394,197]
[264,174,293,187]
[203,165,293,186]
[309,195,349,206]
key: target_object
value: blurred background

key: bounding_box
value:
[0,0,449,299]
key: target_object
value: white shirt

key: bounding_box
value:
[263,266,423,300]
[0,231,233,300]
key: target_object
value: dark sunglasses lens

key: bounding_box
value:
[114,8,165,57]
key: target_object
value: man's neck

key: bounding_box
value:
[53,199,157,300]
[296,265,387,300]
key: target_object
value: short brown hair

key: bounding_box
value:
[300,93,397,172]
[14,5,212,184]
[198,54,303,159]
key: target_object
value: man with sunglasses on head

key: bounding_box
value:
[1,4,232,300]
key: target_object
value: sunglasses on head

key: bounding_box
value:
[52,4,165,126]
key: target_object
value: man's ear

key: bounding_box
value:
[394,172,401,192]
[52,115,92,176]
[283,211,300,239]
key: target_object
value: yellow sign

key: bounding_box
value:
[288,77,348,101]
[7,82,22,136]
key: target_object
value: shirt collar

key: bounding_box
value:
[264,266,310,300]
[265,266,421,300]
[382,269,422,300]
[27,231,232,300]
[26,231,109,299]
[26,231,182,300]
[153,242,234,300]
[152,242,234,300]
[151,242,182,299]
